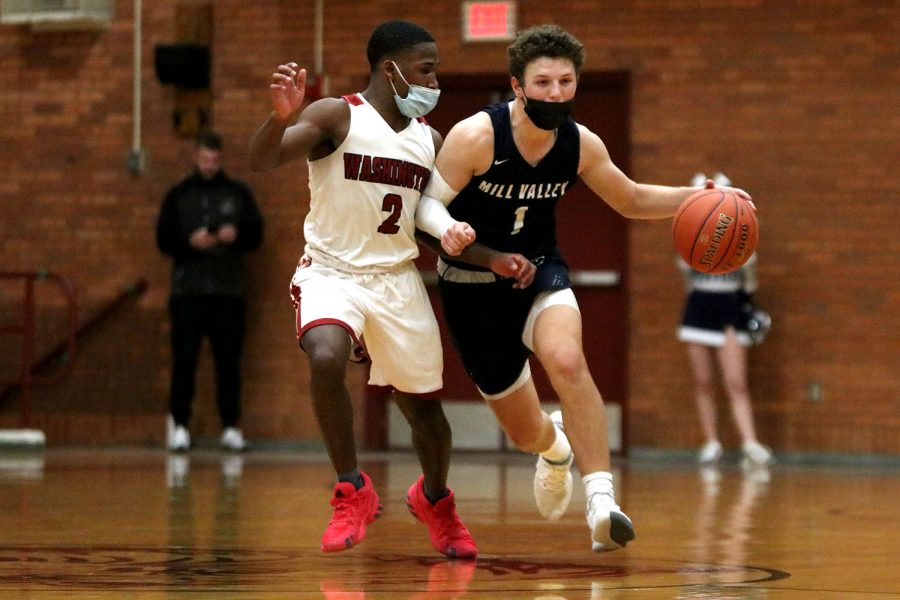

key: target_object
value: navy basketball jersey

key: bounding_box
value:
[446,102,580,269]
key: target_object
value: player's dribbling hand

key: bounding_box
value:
[490,254,536,289]
[705,177,755,208]
[441,222,476,256]
[271,63,306,120]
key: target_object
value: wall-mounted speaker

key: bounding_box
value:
[154,44,210,89]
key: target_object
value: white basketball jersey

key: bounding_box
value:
[304,93,435,271]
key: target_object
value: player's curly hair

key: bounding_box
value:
[366,21,435,71]
[507,24,585,82]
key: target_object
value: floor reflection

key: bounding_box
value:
[0,452,44,481]
[320,559,477,599]
[686,463,772,599]
[166,453,245,590]
[0,449,896,598]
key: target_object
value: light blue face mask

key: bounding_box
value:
[390,61,440,118]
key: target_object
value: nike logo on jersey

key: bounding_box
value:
[493,159,510,165]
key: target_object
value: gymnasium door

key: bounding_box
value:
[384,73,633,453]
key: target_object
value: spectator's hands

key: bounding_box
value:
[441,222,476,256]
[489,253,536,289]
[217,224,237,244]
[271,63,306,121]
[189,227,218,251]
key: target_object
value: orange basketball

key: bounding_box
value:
[673,188,758,274]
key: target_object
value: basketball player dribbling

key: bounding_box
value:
[414,24,752,551]
[248,21,481,558]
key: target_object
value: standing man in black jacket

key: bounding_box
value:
[157,131,264,452]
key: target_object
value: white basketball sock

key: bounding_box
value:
[582,471,615,500]
[539,419,572,464]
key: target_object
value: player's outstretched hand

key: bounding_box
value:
[271,63,306,121]
[441,222,476,256]
[490,253,535,289]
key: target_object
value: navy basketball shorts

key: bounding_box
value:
[437,252,572,395]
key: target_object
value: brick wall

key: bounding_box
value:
[1,0,897,454]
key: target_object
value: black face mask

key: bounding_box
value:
[522,95,574,130]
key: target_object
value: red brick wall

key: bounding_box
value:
[1,0,897,454]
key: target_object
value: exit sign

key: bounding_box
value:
[462,1,516,42]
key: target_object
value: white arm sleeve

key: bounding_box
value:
[415,168,460,239]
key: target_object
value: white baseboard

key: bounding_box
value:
[0,429,46,447]
[389,401,622,452]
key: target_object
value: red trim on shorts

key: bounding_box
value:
[369,384,443,400]
[298,318,369,363]
[343,93,363,106]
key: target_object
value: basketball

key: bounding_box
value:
[673,188,758,274]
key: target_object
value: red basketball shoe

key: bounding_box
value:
[321,471,383,552]
[406,475,478,558]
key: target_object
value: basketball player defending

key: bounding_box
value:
[249,21,479,558]
[415,24,752,551]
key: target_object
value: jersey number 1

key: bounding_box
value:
[511,206,528,235]
[377,193,402,234]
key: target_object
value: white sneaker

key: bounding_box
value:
[169,425,191,452]
[533,411,574,520]
[742,441,773,466]
[220,427,247,451]
[587,491,635,552]
[698,440,723,464]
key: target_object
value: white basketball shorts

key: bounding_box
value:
[290,260,443,394]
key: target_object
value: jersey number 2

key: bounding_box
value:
[377,193,402,234]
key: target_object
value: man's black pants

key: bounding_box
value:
[168,295,245,428]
